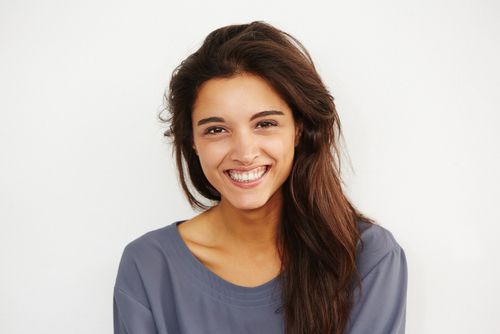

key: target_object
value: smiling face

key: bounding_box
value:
[191,74,301,212]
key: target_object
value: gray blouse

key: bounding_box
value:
[114,221,407,333]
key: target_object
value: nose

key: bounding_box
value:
[230,131,260,165]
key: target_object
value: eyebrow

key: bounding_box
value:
[249,110,284,121]
[197,116,225,126]
[196,110,285,126]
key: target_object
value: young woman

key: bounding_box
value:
[114,22,407,334]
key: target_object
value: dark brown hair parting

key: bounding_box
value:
[161,21,370,334]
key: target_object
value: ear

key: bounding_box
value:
[192,142,198,155]
[294,120,303,147]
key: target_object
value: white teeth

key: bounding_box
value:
[228,167,267,183]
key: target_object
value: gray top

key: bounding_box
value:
[114,221,407,334]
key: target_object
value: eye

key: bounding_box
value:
[256,120,278,128]
[204,126,227,135]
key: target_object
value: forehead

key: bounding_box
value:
[192,74,291,120]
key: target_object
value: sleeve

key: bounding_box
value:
[113,238,162,334]
[114,287,159,334]
[345,245,408,334]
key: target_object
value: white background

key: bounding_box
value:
[1,0,499,333]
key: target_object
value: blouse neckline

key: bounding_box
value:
[163,221,282,307]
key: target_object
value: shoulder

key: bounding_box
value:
[121,222,180,259]
[355,221,406,279]
[115,222,189,301]
[116,222,186,286]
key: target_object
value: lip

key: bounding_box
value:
[224,165,269,189]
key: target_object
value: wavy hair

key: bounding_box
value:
[161,21,368,334]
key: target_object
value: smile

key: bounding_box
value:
[227,166,268,183]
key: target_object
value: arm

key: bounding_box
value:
[114,288,159,334]
[113,237,162,334]
[345,245,408,334]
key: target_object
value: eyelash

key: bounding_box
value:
[204,121,278,135]
[256,120,278,128]
[204,126,226,135]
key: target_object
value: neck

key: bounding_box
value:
[208,191,282,252]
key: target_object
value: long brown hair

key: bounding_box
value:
[162,21,368,334]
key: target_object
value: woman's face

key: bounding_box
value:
[191,74,301,212]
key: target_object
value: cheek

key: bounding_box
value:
[261,134,296,163]
[196,142,229,170]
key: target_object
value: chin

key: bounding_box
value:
[224,189,282,212]
[229,199,268,212]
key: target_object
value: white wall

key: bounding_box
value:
[1,0,499,333]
